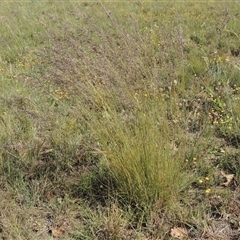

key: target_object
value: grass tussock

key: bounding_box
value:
[82,85,190,209]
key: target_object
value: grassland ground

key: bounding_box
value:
[1,1,240,239]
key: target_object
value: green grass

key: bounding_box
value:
[1,1,240,239]
[80,83,191,210]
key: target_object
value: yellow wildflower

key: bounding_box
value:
[205,188,211,194]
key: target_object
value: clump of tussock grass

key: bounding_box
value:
[78,83,191,211]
